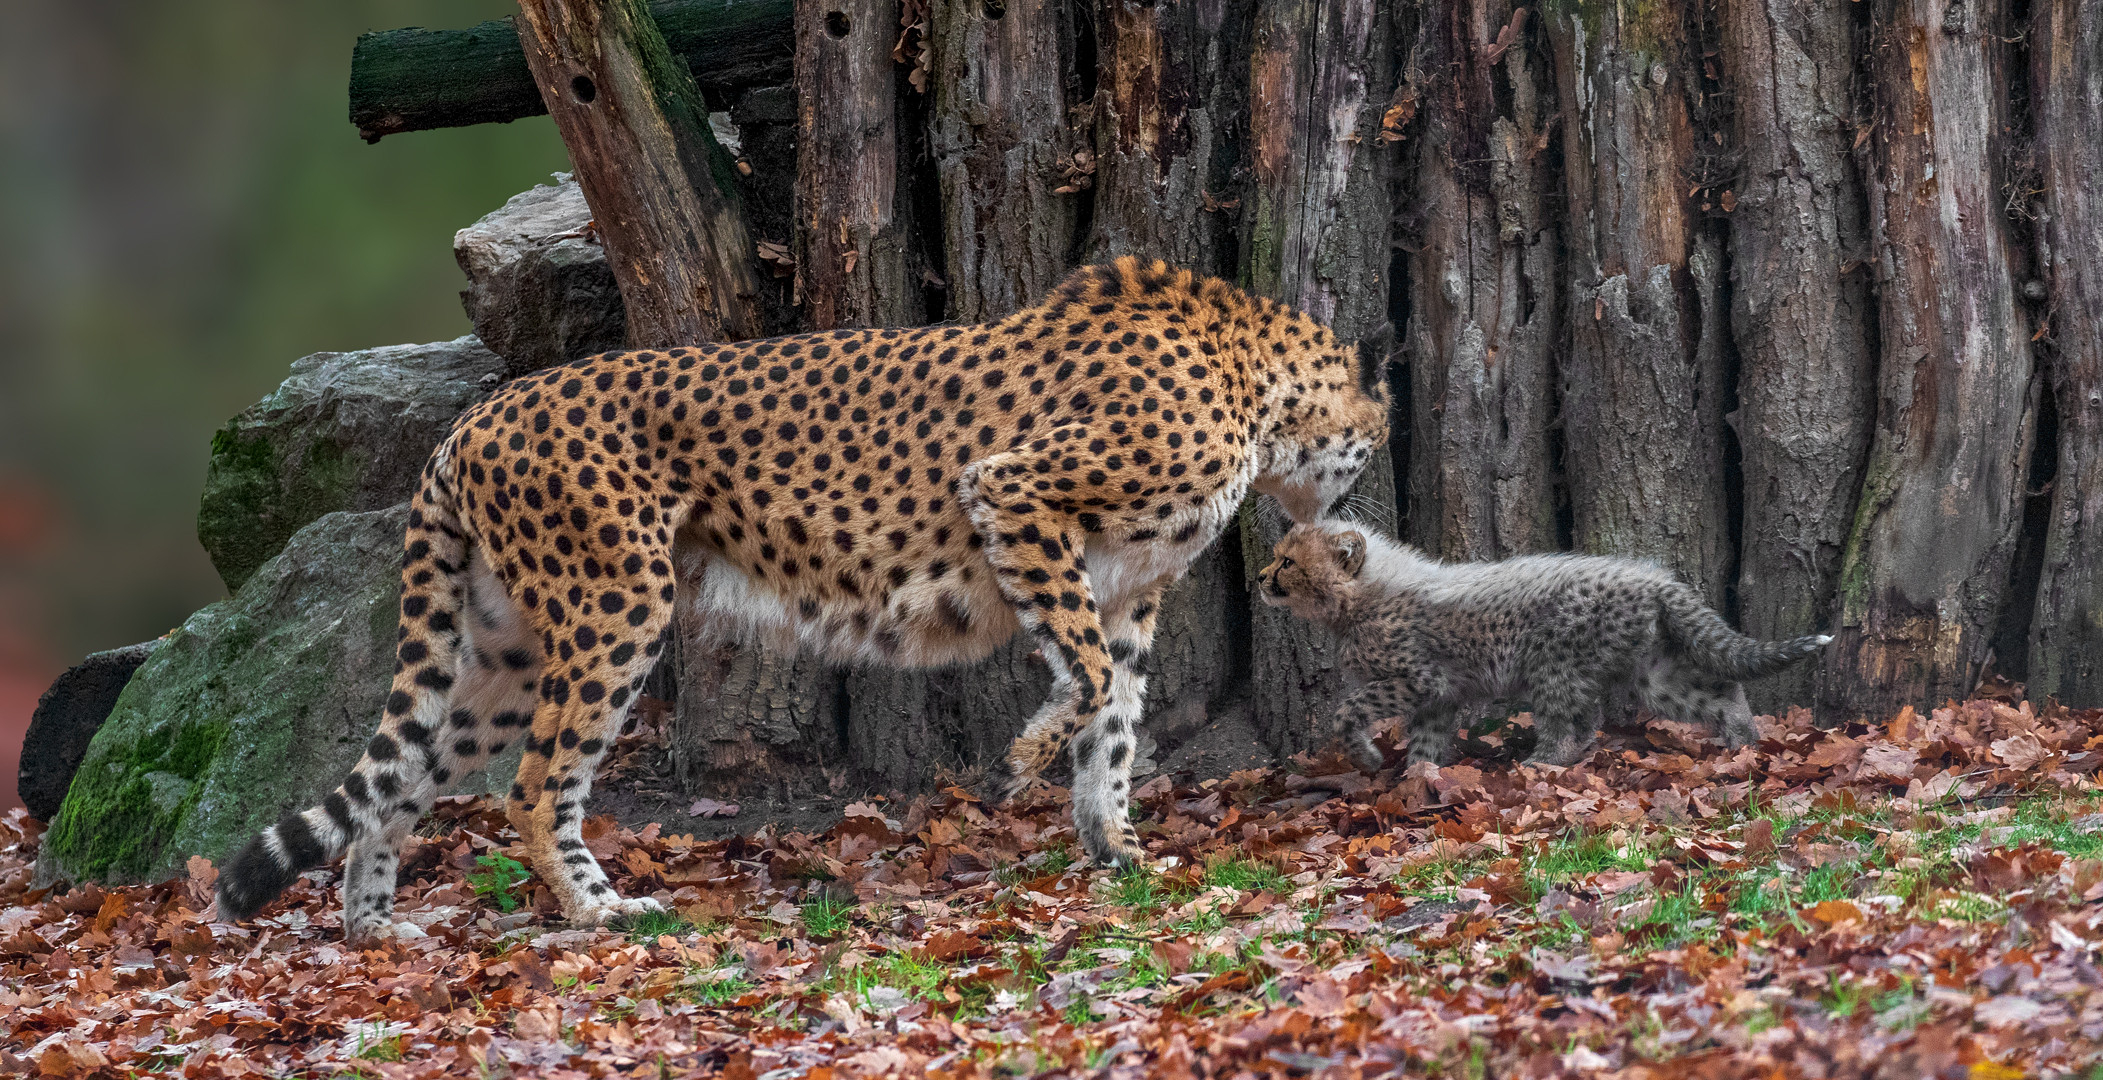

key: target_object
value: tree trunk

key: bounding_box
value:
[1085,0,1256,746]
[1241,0,1398,755]
[2026,0,2103,707]
[671,635,839,795]
[795,0,919,329]
[1721,0,1876,711]
[1087,0,1245,272]
[514,0,767,345]
[926,0,1078,323]
[1401,0,1559,562]
[1821,0,2039,719]
[1546,6,1732,603]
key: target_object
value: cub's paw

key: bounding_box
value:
[572,895,665,928]
[1521,738,1592,769]
[1347,735,1386,774]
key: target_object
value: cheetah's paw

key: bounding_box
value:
[345,919,430,945]
[571,895,665,928]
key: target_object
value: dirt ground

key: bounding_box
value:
[588,695,1282,841]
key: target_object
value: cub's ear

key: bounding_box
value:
[1335,530,1367,576]
[1354,322,1395,402]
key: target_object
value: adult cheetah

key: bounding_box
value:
[216,257,1391,941]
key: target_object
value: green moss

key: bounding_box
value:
[1541,0,1675,64]
[44,681,232,882]
[42,506,409,886]
[198,420,360,592]
[1835,449,1900,622]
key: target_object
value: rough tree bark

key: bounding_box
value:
[796,0,918,329]
[1401,0,1559,562]
[1721,0,1875,711]
[926,0,1078,323]
[1087,0,1244,272]
[1821,0,2039,719]
[1241,0,1399,754]
[2026,0,2103,707]
[1545,5,1732,602]
[514,0,766,344]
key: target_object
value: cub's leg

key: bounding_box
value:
[960,453,1140,868]
[505,539,675,927]
[1635,657,1758,748]
[1329,677,1416,771]
[1524,674,1604,767]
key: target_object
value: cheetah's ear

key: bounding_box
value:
[1354,323,1395,403]
[1335,530,1367,577]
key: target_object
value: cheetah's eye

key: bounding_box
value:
[1278,557,1294,570]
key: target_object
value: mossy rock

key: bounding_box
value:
[33,504,526,888]
[196,336,505,593]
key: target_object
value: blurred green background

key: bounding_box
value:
[0,1,572,806]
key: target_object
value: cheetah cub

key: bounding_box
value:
[1256,522,1829,769]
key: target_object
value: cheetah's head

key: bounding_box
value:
[1256,522,1368,622]
[1250,323,1393,523]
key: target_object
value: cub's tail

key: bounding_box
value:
[216,436,472,923]
[1657,583,1830,681]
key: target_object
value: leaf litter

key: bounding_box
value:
[4,694,2103,1077]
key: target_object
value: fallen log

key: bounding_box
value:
[349,0,792,141]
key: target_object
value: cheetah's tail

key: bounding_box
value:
[1657,583,1831,681]
[217,436,473,923]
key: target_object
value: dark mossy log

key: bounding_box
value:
[2026,0,2103,707]
[1545,4,1733,605]
[350,0,793,141]
[1820,0,2038,720]
[514,0,765,345]
[1241,0,1399,755]
[1401,0,1560,563]
[1721,0,1875,712]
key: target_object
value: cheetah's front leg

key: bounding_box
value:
[960,455,1143,869]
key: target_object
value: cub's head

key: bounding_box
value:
[1255,522,1369,622]
[1249,320,1394,523]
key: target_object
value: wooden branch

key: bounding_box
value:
[514,0,766,344]
[350,0,792,142]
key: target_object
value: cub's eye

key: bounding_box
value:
[1278,557,1294,569]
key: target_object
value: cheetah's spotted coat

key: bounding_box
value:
[217,259,1390,941]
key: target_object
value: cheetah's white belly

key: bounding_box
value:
[677,543,1019,669]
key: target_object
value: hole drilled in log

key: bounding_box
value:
[824,10,851,36]
[981,0,1005,18]
[570,74,598,104]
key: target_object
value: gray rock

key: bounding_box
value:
[36,504,516,888]
[196,336,505,593]
[454,175,627,378]
[18,640,164,821]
